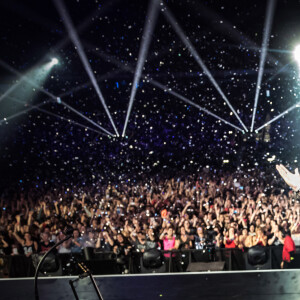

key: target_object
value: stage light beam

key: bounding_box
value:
[0,59,57,100]
[255,101,300,133]
[161,1,248,133]
[250,0,276,132]
[8,96,106,136]
[87,46,243,132]
[122,0,159,137]
[0,101,48,125]
[294,45,300,64]
[59,100,114,137]
[53,0,119,137]
[51,58,59,65]
[0,60,113,136]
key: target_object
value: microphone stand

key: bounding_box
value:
[34,233,73,300]
[69,261,104,300]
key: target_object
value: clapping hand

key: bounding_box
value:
[276,164,300,191]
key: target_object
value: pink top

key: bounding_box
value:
[163,236,175,257]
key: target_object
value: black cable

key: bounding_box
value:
[34,234,73,300]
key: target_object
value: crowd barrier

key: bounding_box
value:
[1,246,300,278]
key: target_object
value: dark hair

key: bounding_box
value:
[279,226,290,238]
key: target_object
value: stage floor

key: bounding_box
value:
[1,269,300,300]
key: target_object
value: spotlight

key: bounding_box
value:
[294,45,300,64]
[51,58,59,65]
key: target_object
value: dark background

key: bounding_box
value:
[1,0,300,189]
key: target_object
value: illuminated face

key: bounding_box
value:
[117,234,124,243]
[167,228,173,237]
[184,220,190,228]
[229,228,234,235]
[42,233,50,242]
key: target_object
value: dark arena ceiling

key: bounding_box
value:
[1,0,300,188]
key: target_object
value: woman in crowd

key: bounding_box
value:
[252,227,267,247]
[223,227,238,249]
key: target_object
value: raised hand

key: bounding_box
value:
[276,164,300,191]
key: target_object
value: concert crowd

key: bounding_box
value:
[0,168,299,268]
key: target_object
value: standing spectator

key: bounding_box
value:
[252,228,267,247]
[56,232,71,254]
[71,229,83,253]
[12,231,38,257]
[39,231,55,254]
[160,227,179,256]
[95,231,114,252]
[281,229,296,269]
[0,233,9,255]
[223,228,238,249]
[194,227,206,250]
[268,224,284,246]
[84,230,97,248]
[178,227,192,250]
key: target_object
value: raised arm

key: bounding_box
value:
[276,164,300,191]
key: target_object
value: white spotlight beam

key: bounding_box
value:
[0,59,57,100]
[0,4,105,103]
[0,79,24,103]
[9,97,106,136]
[161,1,248,132]
[294,45,300,64]
[189,1,282,68]
[88,47,243,132]
[250,0,277,132]
[149,79,244,132]
[0,101,48,125]
[0,59,112,136]
[122,0,159,137]
[59,100,114,137]
[53,0,119,137]
[37,107,107,136]
[49,0,121,53]
[255,101,300,133]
